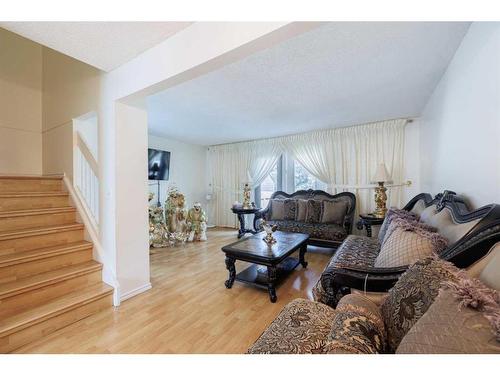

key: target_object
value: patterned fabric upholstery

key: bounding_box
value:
[306,200,323,223]
[247,299,336,354]
[326,294,386,354]
[380,257,459,352]
[283,199,297,220]
[266,220,347,242]
[378,208,419,243]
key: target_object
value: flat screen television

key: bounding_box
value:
[148,148,170,181]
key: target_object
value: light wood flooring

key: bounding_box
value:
[13,228,333,353]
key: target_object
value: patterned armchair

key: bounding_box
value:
[312,190,500,308]
[254,190,356,248]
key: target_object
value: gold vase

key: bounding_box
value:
[373,182,387,218]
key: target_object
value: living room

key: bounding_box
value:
[1,1,499,372]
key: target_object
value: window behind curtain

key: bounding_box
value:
[293,160,327,191]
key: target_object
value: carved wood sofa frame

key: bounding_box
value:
[254,189,356,248]
[319,190,500,306]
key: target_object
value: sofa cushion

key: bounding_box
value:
[305,200,323,223]
[269,199,285,220]
[378,208,419,243]
[247,298,336,354]
[381,257,460,352]
[326,294,386,354]
[374,220,448,268]
[295,199,308,222]
[267,220,347,242]
[283,199,297,221]
[321,199,348,225]
[396,288,500,354]
[419,205,480,244]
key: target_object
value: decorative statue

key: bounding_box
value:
[148,192,169,248]
[261,220,278,245]
[165,185,188,244]
[242,183,252,209]
[187,202,208,242]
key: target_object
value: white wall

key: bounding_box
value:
[403,121,421,202]
[148,134,207,210]
[419,23,500,208]
[0,28,42,175]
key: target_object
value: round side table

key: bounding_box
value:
[356,214,384,237]
[231,207,260,238]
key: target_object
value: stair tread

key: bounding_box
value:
[0,282,113,336]
[0,241,92,267]
[0,191,68,197]
[0,223,84,239]
[0,207,75,218]
[0,175,63,180]
[0,260,102,298]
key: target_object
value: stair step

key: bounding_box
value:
[0,207,76,231]
[0,261,103,320]
[0,192,69,211]
[0,260,102,300]
[0,283,113,353]
[0,241,93,283]
[0,175,63,193]
[0,223,84,241]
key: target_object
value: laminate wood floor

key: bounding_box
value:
[13,228,333,353]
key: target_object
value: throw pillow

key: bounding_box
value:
[381,257,460,352]
[270,199,285,220]
[295,199,308,222]
[374,220,448,268]
[381,217,437,247]
[326,294,386,354]
[396,287,500,353]
[377,208,419,243]
[321,199,348,225]
[305,200,323,224]
[283,199,297,221]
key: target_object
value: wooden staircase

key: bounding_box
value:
[0,175,113,353]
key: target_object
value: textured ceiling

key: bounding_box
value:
[147,22,470,146]
[0,22,192,71]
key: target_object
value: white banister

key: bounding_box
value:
[73,131,99,228]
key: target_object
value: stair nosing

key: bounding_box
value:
[0,241,93,268]
[0,207,76,218]
[0,175,64,180]
[0,223,84,241]
[0,284,113,337]
[0,261,103,300]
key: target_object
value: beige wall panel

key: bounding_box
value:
[42,122,73,179]
[0,127,42,175]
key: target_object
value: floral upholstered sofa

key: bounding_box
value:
[248,252,500,354]
[254,190,356,248]
[312,190,500,307]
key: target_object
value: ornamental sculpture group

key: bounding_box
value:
[149,186,207,248]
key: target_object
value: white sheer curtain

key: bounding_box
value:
[208,138,282,228]
[281,119,406,218]
[208,119,407,228]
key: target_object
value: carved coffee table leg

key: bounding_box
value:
[267,266,277,303]
[224,257,236,289]
[299,244,308,268]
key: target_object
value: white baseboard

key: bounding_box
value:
[120,282,152,302]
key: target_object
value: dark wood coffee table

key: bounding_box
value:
[221,231,309,303]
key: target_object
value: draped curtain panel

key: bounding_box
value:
[208,138,282,228]
[208,119,407,228]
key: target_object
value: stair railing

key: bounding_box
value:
[73,131,99,228]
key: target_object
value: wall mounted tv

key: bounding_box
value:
[148,148,171,181]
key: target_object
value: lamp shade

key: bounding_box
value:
[372,163,391,183]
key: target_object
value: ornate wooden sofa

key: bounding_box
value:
[254,189,356,248]
[313,190,500,307]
